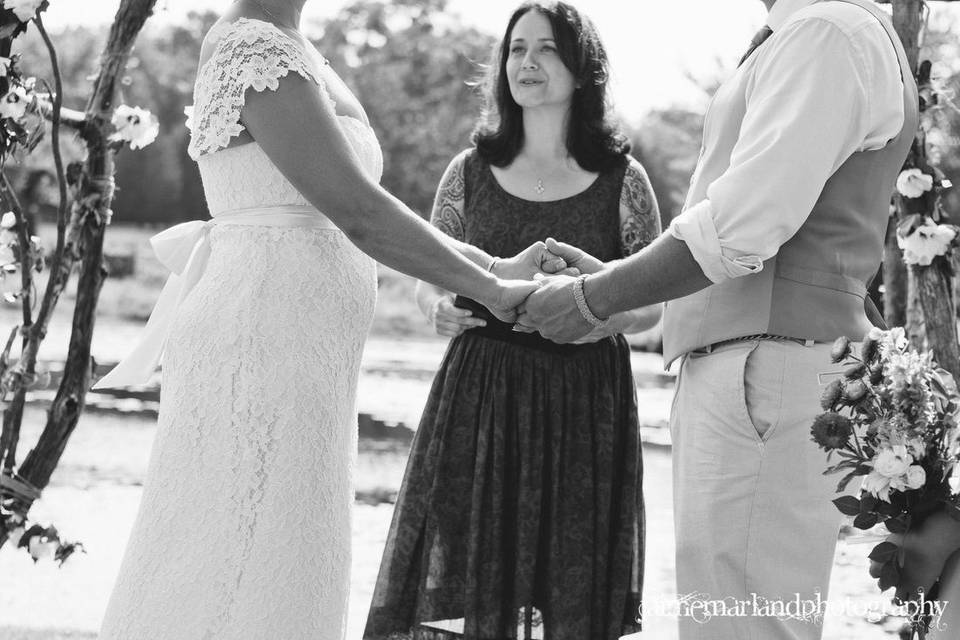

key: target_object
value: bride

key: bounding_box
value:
[95,0,540,637]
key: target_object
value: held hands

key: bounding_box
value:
[454,239,605,332]
[515,274,594,343]
[511,238,608,343]
[493,240,582,280]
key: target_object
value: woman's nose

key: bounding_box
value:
[521,50,538,70]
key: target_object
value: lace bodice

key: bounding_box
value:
[186,17,383,215]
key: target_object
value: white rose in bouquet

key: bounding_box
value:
[904,464,927,490]
[874,445,913,478]
[896,168,935,199]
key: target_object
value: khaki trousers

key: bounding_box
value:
[670,339,848,640]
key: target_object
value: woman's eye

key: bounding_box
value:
[511,46,525,54]
[541,45,556,53]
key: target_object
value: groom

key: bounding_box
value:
[516,0,918,638]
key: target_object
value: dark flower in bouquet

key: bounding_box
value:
[811,328,960,638]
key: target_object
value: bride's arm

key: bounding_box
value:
[239,72,518,311]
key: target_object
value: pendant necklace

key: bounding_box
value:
[535,179,545,195]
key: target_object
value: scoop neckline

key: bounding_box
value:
[485,162,603,205]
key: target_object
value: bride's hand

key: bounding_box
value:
[486,278,541,323]
[544,237,605,275]
[494,241,581,281]
[868,509,960,601]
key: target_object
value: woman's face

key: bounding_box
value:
[505,11,576,111]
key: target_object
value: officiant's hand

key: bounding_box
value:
[543,237,604,275]
[868,509,960,601]
[514,274,593,343]
[493,241,581,281]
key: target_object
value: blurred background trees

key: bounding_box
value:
[0,0,955,237]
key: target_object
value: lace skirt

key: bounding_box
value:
[364,328,645,640]
[99,225,377,639]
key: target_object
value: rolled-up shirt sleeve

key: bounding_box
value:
[669,15,896,284]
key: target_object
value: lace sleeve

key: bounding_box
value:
[620,157,662,257]
[186,18,331,160]
[429,151,469,242]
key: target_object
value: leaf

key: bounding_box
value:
[868,541,899,563]
[833,495,861,516]
[878,559,901,591]
[861,494,879,513]
[836,470,861,494]
[854,512,880,529]
[885,517,909,534]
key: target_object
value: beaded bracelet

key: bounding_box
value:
[573,274,607,328]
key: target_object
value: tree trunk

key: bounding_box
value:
[914,260,960,378]
[1,0,157,544]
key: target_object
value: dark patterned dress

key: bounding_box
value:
[364,149,658,640]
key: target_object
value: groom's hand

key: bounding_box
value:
[514,274,593,343]
[868,509,960,601]
[494,241,580,281]
[544,237,604,275]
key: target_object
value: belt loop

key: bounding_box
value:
[804,339,815,347]
[703,343,714,354]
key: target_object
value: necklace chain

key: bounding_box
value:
[238,0,298,30]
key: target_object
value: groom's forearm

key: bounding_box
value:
[584,233,713,318]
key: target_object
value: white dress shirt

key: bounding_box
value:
[669,0,906,283]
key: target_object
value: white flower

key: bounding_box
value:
[862,470,893,502]
[904,465,927,490]
[110,105,159,150]
[7,0,43,22]
[27,535,57,561]
[183,105,194,131]
[874,445,913,478]
[944,179,954,189]
[0,211,16,229]
[898,220,956,266]
[897,168,935,199]
[0,85,30,120]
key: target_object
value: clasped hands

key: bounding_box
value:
[492,238,607,344]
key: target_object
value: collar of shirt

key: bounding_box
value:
[766,0,819,31]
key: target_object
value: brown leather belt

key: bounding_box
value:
[697,333,816,354]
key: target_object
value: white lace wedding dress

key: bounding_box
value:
[98,17,382,639]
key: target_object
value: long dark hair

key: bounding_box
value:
[473,1,630,172]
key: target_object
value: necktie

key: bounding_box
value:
[738,25,774,67]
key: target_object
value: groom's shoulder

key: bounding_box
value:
[786,1,889,39]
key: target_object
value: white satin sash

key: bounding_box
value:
[93,205,339,389]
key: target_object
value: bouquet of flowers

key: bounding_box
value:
[811,327,960,637]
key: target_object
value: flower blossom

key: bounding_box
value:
[897,168,935,199]
[898,220,956,266]
[110,105,159,150]
[874,445,913,478]
[0,85,30,120]
[7,0,43,23]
